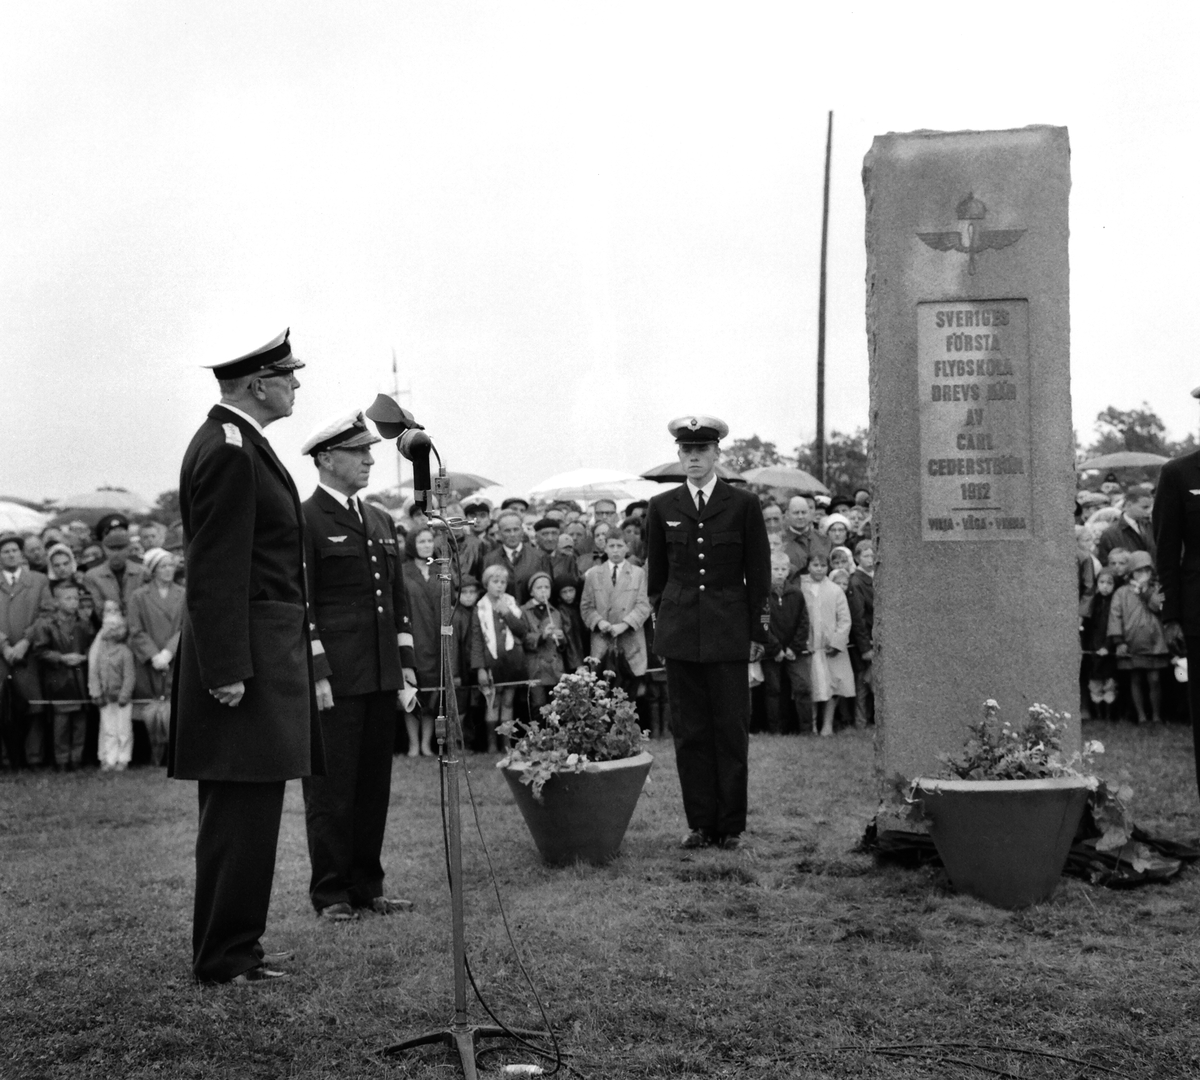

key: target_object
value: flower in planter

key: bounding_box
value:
[498,661,647,802]
[923,699,1134,854]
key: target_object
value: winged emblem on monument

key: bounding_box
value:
[918,192,1025,275]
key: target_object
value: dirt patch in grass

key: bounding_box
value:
[3,721,1200,1078]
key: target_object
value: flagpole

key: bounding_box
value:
[815,110,832,486]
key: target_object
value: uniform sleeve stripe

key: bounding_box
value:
[397,632,414,648]
[311,640,326,656]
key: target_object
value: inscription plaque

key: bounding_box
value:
[918,299,1031,541]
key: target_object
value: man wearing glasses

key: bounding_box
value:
[170,328,327,985]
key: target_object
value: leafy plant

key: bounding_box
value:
[498,661,646,802]
[924,699,1134,854]
[937,700,1102,781]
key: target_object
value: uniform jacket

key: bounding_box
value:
[764,584,810,657]
[170,404,324,782]
[0,568,52,707]
[482,543,550,605]
[1153,449,1200,634]
[31,613,93,707]
[1096,515,1154,568]
[127,581,184,701]
[304,486,415,698]
[579,559,652,675]
[645,479,771,662]
[83,560,149,614]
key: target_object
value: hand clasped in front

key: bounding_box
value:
[209,681,246,707]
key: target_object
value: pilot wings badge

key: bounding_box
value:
[918,193,1025,275]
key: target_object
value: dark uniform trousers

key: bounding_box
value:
[1185,638,1200,799]
[300,486,413,913]
[301,690,395,910]
[194,780,286,983]
[666,659,751,837]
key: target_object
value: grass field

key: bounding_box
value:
[3,721,1200,1079]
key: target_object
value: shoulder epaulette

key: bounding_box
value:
[222,423,243,448]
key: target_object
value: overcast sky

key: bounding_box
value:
[3,2,1198,505]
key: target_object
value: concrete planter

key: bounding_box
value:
[914,776,1091,909]
[499,751,653,866]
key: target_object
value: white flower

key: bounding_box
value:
[565,753,579,766]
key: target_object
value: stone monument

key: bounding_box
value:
[863,126,1077,793]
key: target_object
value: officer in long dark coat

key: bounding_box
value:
[298,410,418,920]
[1153,399,1200,800]
[645,416,771,850]
[169,328,326,985]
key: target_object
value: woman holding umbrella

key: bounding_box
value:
[127,549,184,765]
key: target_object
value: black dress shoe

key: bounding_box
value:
[680,830,713,850]
[318,902,356,921]
[230,966,288,985]
[718,834,742,851]
[261,950,294,964]
[368,897,415,915]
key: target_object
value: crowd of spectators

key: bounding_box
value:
[1,469,1177,773]
[1076,475,1185,726]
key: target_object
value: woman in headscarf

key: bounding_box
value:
[127,548,184,765]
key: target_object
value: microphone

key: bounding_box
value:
[399,429,433,509]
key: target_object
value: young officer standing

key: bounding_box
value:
[645,416,771,850]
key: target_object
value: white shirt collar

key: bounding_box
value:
[1122,512,1142,534]
[686,474,718,508]
[218,402,265,436]
[318,482,359,513]
[3,568,18,584]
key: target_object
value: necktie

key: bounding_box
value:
[697,490,706,514]
[611,564,618,586]
[349,497,361,522]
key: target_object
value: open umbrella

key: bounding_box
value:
[397,471,498,495]
[640,461,747,485]
[56,488,154,514]
[0,500,49,534]
[529,467,645,503]
[1076,451,1169,471]
[740,465,830,495]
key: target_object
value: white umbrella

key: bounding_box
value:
[56,488,154,514]
[0,501,49,534]
[529,467,644,502]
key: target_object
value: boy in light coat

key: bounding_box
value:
[580,534,652,693]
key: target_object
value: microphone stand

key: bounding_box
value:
[380,469,547,1079]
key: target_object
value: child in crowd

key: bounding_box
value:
[470,564,528,752]
[88,607,137,770]
[1107,547,1131,588]
[846,539,876,728]
[1084,568,1118,719]
[1107,551,1168,725]
[801,552,854,737]
[521,571,578,711]
[761,551,811,735]
[451,573,482,749]
[828,546,855,575]
[553,577,587,675]
[32,579,94,771]
[580,532,652,702]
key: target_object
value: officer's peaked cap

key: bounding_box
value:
[301,410,381,456]
[206,328,304,380]
[669,415,729,443]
